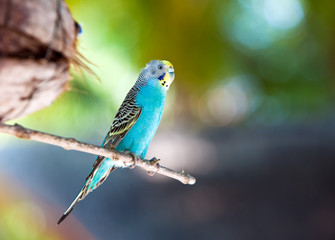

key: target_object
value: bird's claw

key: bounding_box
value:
[147,157,160,176]
[124,151,138,169]
[149,157,160,165]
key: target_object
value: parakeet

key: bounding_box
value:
[57,60,175,224]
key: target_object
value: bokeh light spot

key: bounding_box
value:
[263,0,304,30]
[224,0,305,49]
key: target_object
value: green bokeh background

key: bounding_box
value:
[17,0,335,134]
[1,0,335,239]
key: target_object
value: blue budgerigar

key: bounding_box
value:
[57,60,175,224]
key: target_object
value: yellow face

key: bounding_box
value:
[143,60,175,89]
[159,60,175,89]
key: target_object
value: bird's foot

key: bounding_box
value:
[147,157,160,176]
[124,151,138,169]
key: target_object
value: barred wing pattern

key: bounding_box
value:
[87,73,147,184]
[80,86,143,198]
[103,88,142,148]
[103,72,147,149]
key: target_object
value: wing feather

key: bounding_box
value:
[102,86,142,149]
[86,88,142,184]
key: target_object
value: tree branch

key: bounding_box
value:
[0,123,196,185]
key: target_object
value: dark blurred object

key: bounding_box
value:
[0,0,78,122]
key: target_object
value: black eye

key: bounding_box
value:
[158,64,163,70]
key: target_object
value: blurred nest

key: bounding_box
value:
[0,0,80,122]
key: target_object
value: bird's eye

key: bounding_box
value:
[158,64,163,70]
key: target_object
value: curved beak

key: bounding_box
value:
[168,65,175,77]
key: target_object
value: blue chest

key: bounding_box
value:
[115,82,166,159]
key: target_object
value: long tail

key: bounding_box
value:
[57,191,83,224]
[57,156,116,225]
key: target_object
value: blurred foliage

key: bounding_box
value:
[14,0,335,133]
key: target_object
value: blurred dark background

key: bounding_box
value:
[0,0,335,239]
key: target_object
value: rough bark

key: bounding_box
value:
[0,0,78,122]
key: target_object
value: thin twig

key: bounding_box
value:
[0,123,196,185]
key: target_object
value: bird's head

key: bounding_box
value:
[142,60,175,90]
